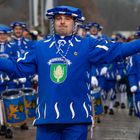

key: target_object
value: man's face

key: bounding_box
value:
[13,26,24,38]
[54,14,75,36]
[90,26,98,36]
[0,33,8,43]
[77,28,86,37]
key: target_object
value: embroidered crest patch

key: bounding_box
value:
[50,63,67,84]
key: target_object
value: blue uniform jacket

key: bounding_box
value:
[12,37,34,57]
[127,54,140,88]
[0,42,18,91]
[117,61,127,77]
[0,35,140,125]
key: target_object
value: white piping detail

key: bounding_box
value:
[71,13,78,17]
[54,102,60,119]
[87,93,91,102]
[37,104,41,119]
[68,40,74,47]
[17,51,20,58]
[75,37,81,42]
[0,74,4,83]
[86,71,90,79]
[44,38,52,43]
[33,104,40,125]
[96,69,99,75]
[70,102,75,119]
[88,104,92,111]
[7,44,11,48]
[49,41,55,48]
[58,11,65,14]
[44,103,46,119]
[96,45,109,51]
[17,52,29,62]
[86,83,90,90]
[83,102,89,118]
[129,56,133,67]
[47,12,53,15]
[23,41,27,44]
[36,97,39,105]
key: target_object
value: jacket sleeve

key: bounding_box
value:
[88,38,140,64]
[0,46,37,78]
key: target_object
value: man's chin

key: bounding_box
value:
[57,32,68,36]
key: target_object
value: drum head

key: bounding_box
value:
[20,88,36,96]
[2,89,23,99]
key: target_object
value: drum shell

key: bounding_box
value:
[21,88,37,119]
[133,92,140,119]
[91,88,104,116]
[2,89,26,125]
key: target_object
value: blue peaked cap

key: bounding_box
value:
[137,26,140,31]
[46,6,85,22]
[10,21,27,29]
[88,22,100,29]
[78,24,90,31]
[77,24,86,29]
[0,24,11,34]
[135,31,140,38]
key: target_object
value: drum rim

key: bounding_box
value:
[1,89,24,99]
[20,88,36,96]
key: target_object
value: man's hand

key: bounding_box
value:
[130,85,137,92]
[18,78,26,83]
[116,75,121,81]
[91,76,98,88]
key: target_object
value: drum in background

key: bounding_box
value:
[133,92,140,119]
[2,89,26,125]
[31,74,38,92]
[0,99,5,126]
[6,80,19,90]
[21,88,37,120]
[90,87,104,116]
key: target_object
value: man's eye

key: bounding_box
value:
[65,18,71,20]
[55,16,61,20]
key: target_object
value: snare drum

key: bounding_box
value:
[21,88,37,119]
[2,89,26,125]
[91,87,104,116]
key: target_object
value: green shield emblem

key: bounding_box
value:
[50,63,67,84]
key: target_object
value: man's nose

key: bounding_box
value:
[60,18,65,24]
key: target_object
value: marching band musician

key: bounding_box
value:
[1,5,140,140]
[0,24,18,138]
[127,31,140,119]
[10,21,33,56]
[10,21,35,130]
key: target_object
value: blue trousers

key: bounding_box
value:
[36,124,89,140]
